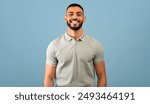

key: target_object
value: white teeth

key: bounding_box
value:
[72,21,78,24]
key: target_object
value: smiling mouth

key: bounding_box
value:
[72,20,79,24]
[67,19,83,30]
[70,19,80,23]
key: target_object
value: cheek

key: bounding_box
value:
[65,19,70,23]
[79,17,84,21]
[67,18,72,22]
[82,17,85,21]
[65,16,71,20]
[82,17,85,22]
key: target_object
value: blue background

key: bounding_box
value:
[0,0,150,87]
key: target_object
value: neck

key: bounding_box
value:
[67,28,83,40]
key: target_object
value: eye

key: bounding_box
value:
[77,13,83,16]
[68,13,74,16]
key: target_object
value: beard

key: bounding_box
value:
[66,19,83,31]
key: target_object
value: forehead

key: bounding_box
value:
[67,6,83,13]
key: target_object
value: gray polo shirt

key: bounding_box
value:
[46,32,104,87]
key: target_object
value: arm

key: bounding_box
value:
[94,61,107,87]
[44,64,56,87]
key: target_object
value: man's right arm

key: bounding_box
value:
[44,64,56,87]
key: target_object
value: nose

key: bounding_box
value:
[72,14,78,19]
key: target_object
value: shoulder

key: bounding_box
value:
[85,35,103,48]
[48,34,64,47]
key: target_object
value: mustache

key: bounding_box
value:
[69,19,81,23]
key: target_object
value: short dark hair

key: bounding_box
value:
[66,3,84,12]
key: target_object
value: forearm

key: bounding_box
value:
[95,61,107,87]
[97,75,107,87]
[44,64,56,87]
[44,78,54,87]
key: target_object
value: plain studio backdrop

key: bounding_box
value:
[0,0,150,86]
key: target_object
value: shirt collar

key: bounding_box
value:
[64,32,72,41]
[64,32,85,41]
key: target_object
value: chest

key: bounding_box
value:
[55,41,95,63]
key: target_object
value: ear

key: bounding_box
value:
[64,15,67,22]
[83,16,86,23]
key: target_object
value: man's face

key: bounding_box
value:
[65,6,85,31]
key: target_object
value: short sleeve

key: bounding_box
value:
[93,41,104,64]
[46,42,57,65]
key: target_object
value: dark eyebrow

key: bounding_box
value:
[77,12,82,13]
[68,12,74,14]
[67,11,84,16]
[68,12,82,14]
[77,12,84,15]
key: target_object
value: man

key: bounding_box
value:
[44,3,107,87]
